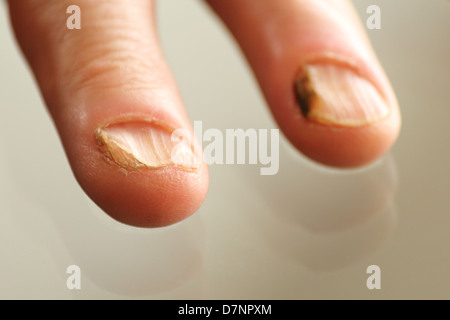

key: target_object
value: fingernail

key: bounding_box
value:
[295,63,390,127]
[96,121,199,171]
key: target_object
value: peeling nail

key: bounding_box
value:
[96,121,199,171]
[295,63,390,127]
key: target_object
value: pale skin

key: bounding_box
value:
[7,0,401,227]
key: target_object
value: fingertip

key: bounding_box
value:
[9,0,210,227]
[290,60,401,168]
[75,161,209,228]
[207,0,401,168]
[67,115,209,228]
[290,110,401,168]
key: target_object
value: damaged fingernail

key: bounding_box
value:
[96,121,200,171]
[295,63,390,127]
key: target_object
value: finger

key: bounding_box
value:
[8,0,208,227]
[206,0,400,168]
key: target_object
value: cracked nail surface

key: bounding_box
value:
[295,63,390,127]
[96,121,199,171]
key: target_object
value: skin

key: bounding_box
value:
[6,0,400,227]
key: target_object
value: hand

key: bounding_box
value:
[7,0,400,227]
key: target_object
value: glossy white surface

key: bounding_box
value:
[0,0,449,299]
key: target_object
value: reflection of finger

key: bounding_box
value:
[207,0,400,167]
[8,0,208,227]
[265,203,397,271]
[67,202,206,296]
[268,153,398,233]
[235,167,398,271]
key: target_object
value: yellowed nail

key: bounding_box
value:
[96,121,199,171]
[295,63,390,127]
